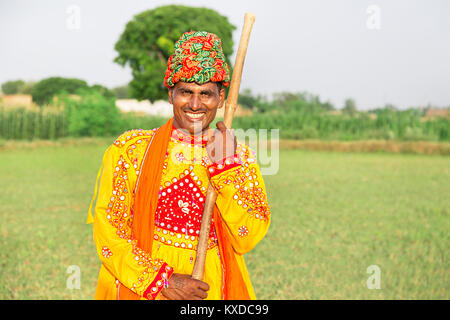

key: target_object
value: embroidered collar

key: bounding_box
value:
[171,124,209,146]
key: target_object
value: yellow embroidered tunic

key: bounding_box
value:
[90,126,271,300]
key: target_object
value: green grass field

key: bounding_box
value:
[0,140,448,299]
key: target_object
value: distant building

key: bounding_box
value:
[115,99,173,116]
[0,94,34,108]
[424,108,449,120]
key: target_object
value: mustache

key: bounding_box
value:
[182,109,207,113]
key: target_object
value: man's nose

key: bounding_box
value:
[189,94,201,111]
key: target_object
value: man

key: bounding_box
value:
[87,31,271,300]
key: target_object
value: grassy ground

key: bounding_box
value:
[0,140,448,299]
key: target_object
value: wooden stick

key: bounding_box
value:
[192,12,256,281]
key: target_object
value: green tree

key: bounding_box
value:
[238,88,259,110]
[31,77,89,106]
[321,101,335,111]
[18,81,36,94]
[343,98,357,115]
[1,80,25,94]
[114,5,236,102]
[90,84,116,99]
[112,84,131,99]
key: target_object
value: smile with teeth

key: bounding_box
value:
[185,112,205,120]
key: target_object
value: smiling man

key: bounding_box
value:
[87,31,271,300]
[170,81,225,134]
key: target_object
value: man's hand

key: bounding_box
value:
[161,273,210,300]
[206,121,237,164]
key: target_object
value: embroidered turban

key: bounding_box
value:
[163,31,231,88]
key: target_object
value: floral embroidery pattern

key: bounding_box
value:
[178,200,190,214]
[164,31,231,88]
[210,146,271,222]
[102,246,113,258]
[143,264,173,300]
[175,152,185,163]
[107,131,171,296]
[153,227,217,250]
[123,129,157,177]
[155,172,216,239]
[238,226,249,237]
[114,128,155,149]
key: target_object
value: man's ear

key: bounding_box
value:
[218,88,226,109]
[168,88,173,104]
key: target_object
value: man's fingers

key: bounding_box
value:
[190,279,209,299]
[181,287,202,300]
[162,287,183,300]
[164,274,210,300]
[194,289,208,300]
[196,280,210,292]
[216,122,235,143]
[207,135,215,144]
[192,282,209,300]
[206,128,215,141]
[216,121,227,132]
[207,121,237,163]
[171,289,186,300]
[185,279,209,300]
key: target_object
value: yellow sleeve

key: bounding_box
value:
[207,144,271,254]
[91,144,173,299]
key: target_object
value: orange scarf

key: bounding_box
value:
[119,118,250,300]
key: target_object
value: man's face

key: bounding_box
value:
[169,81,225,134]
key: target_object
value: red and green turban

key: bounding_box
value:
[163,31,231,88]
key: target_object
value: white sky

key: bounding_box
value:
[1,0,449,110]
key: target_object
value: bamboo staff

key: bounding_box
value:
[191,12,256,280]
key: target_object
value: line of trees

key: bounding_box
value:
[1,86,448,142]
[231,107,449,141]
[1,77,127,104]
[234,89,449,141]
[0,90,167,140]
[1,80,36,95]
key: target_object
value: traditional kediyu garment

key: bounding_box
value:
[87,119,271,300]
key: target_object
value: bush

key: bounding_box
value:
[18,81,36,94]
[90,84,116,99]
[0,106,66,140]
[2,80,25,94]
[60,90,123,137]
[31,77,89,106]
[366,129,396,140]
[302,126,319,139]
[436,118,450,141]
[112,84,131,99]
[402,126,437,141]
